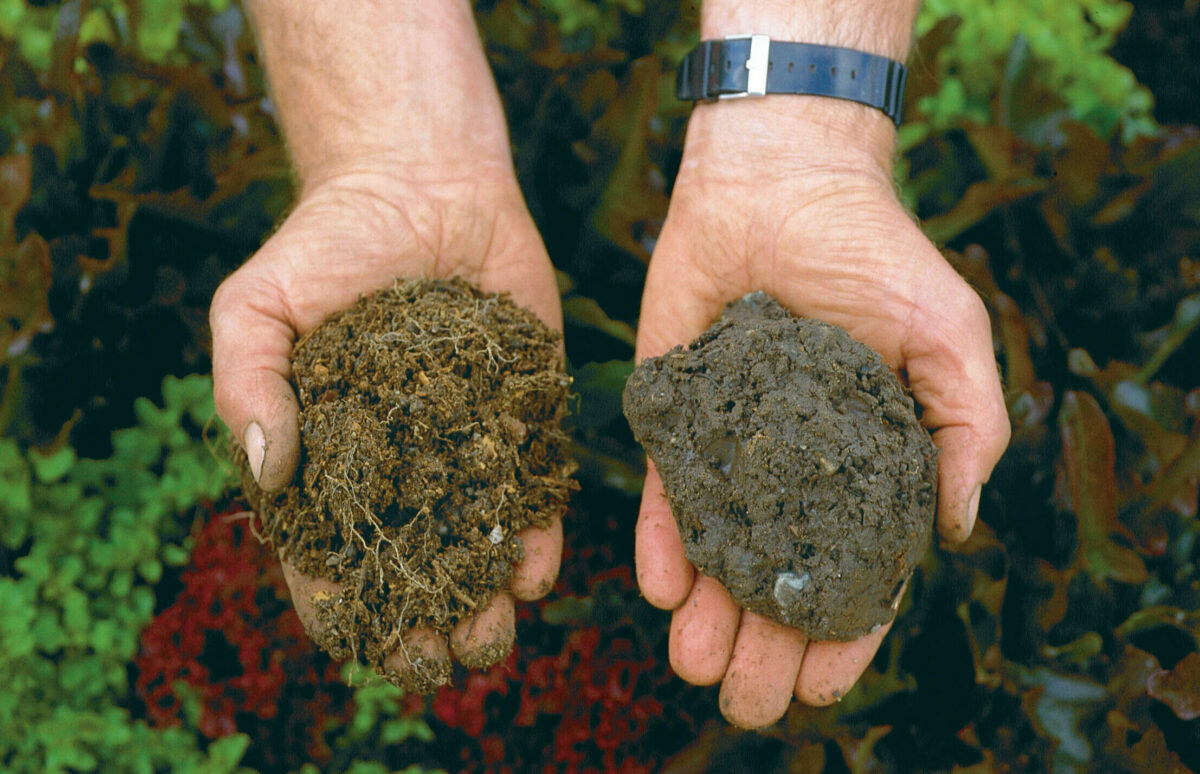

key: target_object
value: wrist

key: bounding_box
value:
[295,162,524,219]
[299,146,520,199]
[249,0,515,189]
[679,97,899,187]
[687,0,919,177]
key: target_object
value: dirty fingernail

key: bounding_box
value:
[965,484,982,537]
[244,421,266,484]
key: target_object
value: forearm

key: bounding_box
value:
[246,0,513,189]
[685,0,921,174]
[701,0,919,59]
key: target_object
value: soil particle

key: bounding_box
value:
[456,635,516,671]
[622,292,937,641]
[237,277,577,691]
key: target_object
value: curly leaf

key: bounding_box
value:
[1058,391,1148,585]
[569,359,633,429]
[563,296,636,348]
[1022,667,1108,770]
[0,154,32,242]
[922,178,1048,243]
[1147,653,1200,721]
[1117,606,1200,650]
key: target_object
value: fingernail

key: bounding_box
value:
[965,484,982,537]
[244,421,266,484]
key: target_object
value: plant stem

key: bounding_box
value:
[1136,295,1200,385]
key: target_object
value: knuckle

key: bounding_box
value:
[209,272,246,322]
[989,406,1014,456]
[210,376,242,427]
[947,281,991,333]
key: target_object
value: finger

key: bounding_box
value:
[668,575,740,686]
[282,560,453,691]
[510,517,563,601]
[905,267,1011,542]
[279,560,341,637]
[383,627,453,693]
[210,270,301,492]
[718,612,807,729]
[450,591,516,669]
[635,464,694,610]
[794,620,892,706]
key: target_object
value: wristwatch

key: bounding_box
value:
[676,34,908,126]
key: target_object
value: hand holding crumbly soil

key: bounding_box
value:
[237,278,577,692]
[208,0,572,692]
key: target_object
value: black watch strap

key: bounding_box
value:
[676,35,908,126]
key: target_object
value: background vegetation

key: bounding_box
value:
[1,0,1198,771]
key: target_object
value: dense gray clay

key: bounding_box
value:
[623,292,938,640]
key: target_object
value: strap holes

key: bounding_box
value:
[809,63,816,73]
[831,66,837,76]
[788,62,795,73]
[851,69,857,79]
[725,59,732,70]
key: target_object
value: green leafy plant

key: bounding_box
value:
[291,665,445,774]
[912,0,1156,142]
[0,374,245,773]
[0,0,234,69]
[536,0,644,39]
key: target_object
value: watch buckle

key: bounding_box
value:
[720,34,770,100]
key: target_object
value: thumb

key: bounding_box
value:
[635,231,732,362]
[904,265,1011,542]
[210,272,301,492]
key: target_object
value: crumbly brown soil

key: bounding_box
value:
[623,292,937,641]
[237,277,576,691]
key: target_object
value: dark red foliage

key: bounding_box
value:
[135,505,347,766]
[434,626,661,773]
[428,520,700,774]
[134,491,704,774]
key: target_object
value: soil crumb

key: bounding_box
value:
[622,292,937,641]
[238,277,576,691]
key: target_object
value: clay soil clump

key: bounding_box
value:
[238,278,576,691]
[623,292,937,641]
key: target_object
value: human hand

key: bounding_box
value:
[633,96,1010,727]
[211,1,563,685]
[211,165,563,683]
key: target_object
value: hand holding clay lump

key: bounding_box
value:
[623,292,938,641]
